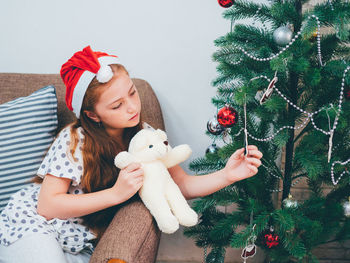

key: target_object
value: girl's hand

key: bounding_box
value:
[223,145,263,184]
[111,162,144,203]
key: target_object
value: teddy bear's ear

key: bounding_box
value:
[129,130,149,153]
[155,129,167,140]
[142,122,155,131]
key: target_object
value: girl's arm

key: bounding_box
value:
[169,145,263,200]
[168,165,230,200]
[37,162,144,220]
[37,175,117,220]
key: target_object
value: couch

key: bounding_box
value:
[0,73,163,263]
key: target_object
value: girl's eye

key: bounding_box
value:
[113,104,122,110]
[112,90,135,109]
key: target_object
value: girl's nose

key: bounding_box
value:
[126,101,137,113]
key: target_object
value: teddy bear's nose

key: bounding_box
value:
[164,141,168,146]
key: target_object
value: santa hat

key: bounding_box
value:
[60,46,120,118]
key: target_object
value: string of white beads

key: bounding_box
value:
[252,65,349,137]
[262,163,281,179]
[219,63,348,143]
[236,15,323,66]
[261,163,302,192]
[330,158,350,185]
[247,117,309,142]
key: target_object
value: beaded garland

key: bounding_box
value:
[261,163,302,192]
[210,8,350,191]
[331,158,350,185]
[235,15,324,66]
[216,67,349,189]
[220,64,348,143]
[215,64,349,188]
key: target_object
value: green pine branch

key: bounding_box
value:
[186,0,350,261]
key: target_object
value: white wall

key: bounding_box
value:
[0,1,267,261]
[0,0,234,173]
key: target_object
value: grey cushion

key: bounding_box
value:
[0,85,57,210]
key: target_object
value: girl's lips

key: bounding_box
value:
[129,113,139,120]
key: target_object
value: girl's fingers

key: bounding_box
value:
[246,157,262,167]
[233,148,245,159]
[130,169,144,178]
[125,162,142,172]
[247,149,263,159]
[135,176,144,186]
[134,176,143,185]
[247,145,258,151]
[234,146,262,160]
[247,164,258,175]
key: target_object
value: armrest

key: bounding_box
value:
[89,196,161,263]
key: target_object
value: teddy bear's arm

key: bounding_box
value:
[114,151,140,169]
[161,144,192,168]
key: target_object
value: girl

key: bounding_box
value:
[0,46,263,263]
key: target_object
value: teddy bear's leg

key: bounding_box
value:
[139,189,179,234]
[164,180,198,227]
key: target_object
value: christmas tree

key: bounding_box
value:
[184,0,350,262]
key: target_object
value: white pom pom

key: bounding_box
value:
[96,65,113,83]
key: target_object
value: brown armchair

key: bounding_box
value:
[0,73,163,263]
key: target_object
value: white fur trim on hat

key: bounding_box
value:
[71,56,120,118]
[72,70,95,118]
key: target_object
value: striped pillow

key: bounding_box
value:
[0,85,58,210]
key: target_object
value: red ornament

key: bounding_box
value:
[345,86,350,100]
[264,233,279,248]
[241,244,256,259]
[218,0,235,8]
[217,106,238,128]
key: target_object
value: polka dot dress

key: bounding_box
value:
[0,126,96,254]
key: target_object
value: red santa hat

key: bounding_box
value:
[60,46,119,118]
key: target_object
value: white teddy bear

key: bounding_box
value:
[114,122,198,234]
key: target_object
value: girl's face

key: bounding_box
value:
[86,72,141,138]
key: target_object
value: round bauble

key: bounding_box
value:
[264,233,279,248]
[207,117,225,135]
[310,30,318,42]
[218,0,235,8]
[345,86,350,100]
[283,194,298,208]
[206,143,219,154]
[262,227,279,249]
[273,26,293,46]
[217,106,238,128]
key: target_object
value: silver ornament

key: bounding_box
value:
[207,117,224,135]
[206,143,219,154]
[273,26,293,46]
[283,194,298,208]
[344,198,350,218]
[222,128,233,144]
